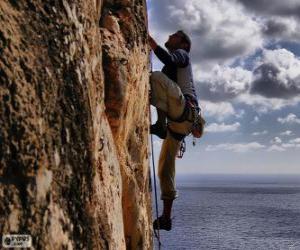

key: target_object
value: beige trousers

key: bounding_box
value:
[150,71,193,200]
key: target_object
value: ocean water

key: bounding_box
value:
[152,175,300,250]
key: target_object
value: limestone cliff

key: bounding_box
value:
[0,0,152,249]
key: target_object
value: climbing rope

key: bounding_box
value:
[149,51,162,250]
[150,128,162,249]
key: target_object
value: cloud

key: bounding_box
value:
[206,142,265,153]
[252,130,268,136]
[263,19,288,37]
[149,0,263,64]
[201,49,300,110]
[251,64,300,98]
[281,138,300,149]
[197,65,252,101]
[261,17,300,41]
[278,113,300,124]
[280,130,293,136]
[201,101,235,121]
[170,0,263,62]
[205,122,240,133]
[270,137,282,144]
[290,138,300,144]
[196,50,300,104]
[237,0,300,19]
[282,143,295,148]
[250,49,300,99]
[267,137,300,151]
[237,93,300,113]
[267,145,286,152]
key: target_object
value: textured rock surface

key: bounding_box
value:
[0,0,151,249]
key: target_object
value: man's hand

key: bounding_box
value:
[148,35,158,50]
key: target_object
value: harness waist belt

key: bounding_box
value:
[169,94,199,123]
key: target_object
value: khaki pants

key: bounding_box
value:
[150,71,193,200]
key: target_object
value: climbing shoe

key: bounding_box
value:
[153,216,172,231]
[150,123,167,139]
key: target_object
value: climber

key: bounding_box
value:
[149,31,199,231]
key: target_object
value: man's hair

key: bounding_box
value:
[177,30,191,52]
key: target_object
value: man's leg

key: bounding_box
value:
[149,71,185,139]
[153,132,180,231]
[162,199,173,219]
[153,199,173,231]
[150,71,185,230]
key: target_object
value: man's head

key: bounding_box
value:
[165,30,191,52]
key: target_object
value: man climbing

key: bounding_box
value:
[149,31,199,231]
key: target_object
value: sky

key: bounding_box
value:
[147,0,300,175]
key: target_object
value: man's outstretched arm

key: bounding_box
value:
[148,35,189,67]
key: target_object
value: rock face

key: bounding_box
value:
[0,0,152,249]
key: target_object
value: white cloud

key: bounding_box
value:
[252,130,268,136]
[267,145,286,152]
[278,138,300,149]
[270,137,282,144]
[205,122,240,133]
[268,137,300,151]
[238,94,300,113]
[251,49,300,98]
[236,48,300,111]
[167,0,263,63]
[290,138,300,144]
[282,138,300,149]
[282,143,296,148]
[278,113,300,124]
[280,130,293,136]
[201,100,235,121]
[149,0,263,66]
[260,49,300,79]
[197,65,252,101]
[206,142,265,153]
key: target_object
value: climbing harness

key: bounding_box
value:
[170,98,206,158]
[168,95,199,123]
[149,52,162,250]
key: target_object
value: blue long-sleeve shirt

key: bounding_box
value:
[154,45,198,103]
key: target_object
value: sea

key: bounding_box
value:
[152,174,300,250]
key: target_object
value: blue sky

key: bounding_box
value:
[147,0,300,174]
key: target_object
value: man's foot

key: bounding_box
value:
[150,123,167,139]
[153,216,172,231]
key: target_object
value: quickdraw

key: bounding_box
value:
[177,139,186,158]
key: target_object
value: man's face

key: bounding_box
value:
[165,32,184,51]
